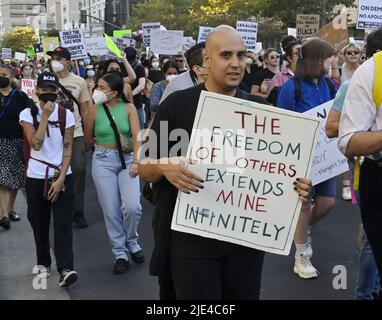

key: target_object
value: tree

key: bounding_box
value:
[2,27,38,53]
[258,0,356,28]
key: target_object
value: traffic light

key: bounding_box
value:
[80,10,87,24]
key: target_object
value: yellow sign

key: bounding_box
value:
[42,37,60,59]
[104,33,123,58]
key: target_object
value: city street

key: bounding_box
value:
[0,163,361,300]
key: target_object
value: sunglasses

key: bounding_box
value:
[346,50,360,55]
[175,59,183,63]
[269,55,280,60]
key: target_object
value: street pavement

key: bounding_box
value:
[0,167,361,300]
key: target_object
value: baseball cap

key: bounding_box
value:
[47,47,71,60]
[37,72,60,89]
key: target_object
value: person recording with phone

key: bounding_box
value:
[19,72,79,288]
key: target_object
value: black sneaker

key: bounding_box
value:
[9,211,20,222]
[0,216,11,230]
[113,259,129,275]
[130,250,145,264]
[73,211,88,229]
[59,269,78,288]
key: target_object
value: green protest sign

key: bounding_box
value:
[113,29,132,39]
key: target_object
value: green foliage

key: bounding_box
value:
[2,27,38,52]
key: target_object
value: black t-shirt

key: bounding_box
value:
[147,84,268,276]
[0,89,30,139]
[148,69,165,84]
[253,68,276,94]
[239,65,263,93]
[131,63,146,109]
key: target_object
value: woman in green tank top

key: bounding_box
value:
[84,73,145,274]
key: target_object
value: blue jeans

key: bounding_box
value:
[137,107,146,130]
[91,146,142,261]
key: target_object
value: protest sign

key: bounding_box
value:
[183,37,196,51]
[142,22,161,47]
[113,29,132,39]
[14,52,26,61]
[85,37,108,56]
[123,35,136,48]
[150,30,184,55]
[198,26,214,43]
[313,13,349,52]
[42,37,60,59]
[171,91,321,255]
[20,79,37,99]
[1,48,12,60]
[304,100,349,186]
[296,14,320,39]
[236,21,258,50]
[288,28,297,37]
[26,48,36,57]
[357,0,382,30]
[59,29,88,60]
[104,33,123,58]
[255,42,263,53]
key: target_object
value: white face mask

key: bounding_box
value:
[51,60,65,72]
[166,74,177,82]
[93,89,111,105]
[87,70,96,78]
[152,62,159,69]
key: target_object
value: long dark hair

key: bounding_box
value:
[102,59,127,77]
[101,73,129,103]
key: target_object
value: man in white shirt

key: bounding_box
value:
[159,42,208,104]
[338,27,382,281]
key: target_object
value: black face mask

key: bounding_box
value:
[38,93,58,103]
[109,69,124,80]
[0,76,10,88]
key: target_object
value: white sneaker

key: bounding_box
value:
[294,254,319,279]
[342,186,352,201]
[37,266,51,279]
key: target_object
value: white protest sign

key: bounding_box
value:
[198,26,214,43]
[296,14,320,39]
[357,0,382,30]
[122,35,136,48]
[142,22,161,47]
[236,21,258,50]
[183,37,196,51]
[20,79,37,98]
[304,100,349,186]
[150,30,184,55]
[288,28,297,37]
[59,29,88,60]
[254,42,263,53]
[171,91,321,255]
[1,48,12,60]
[85,37,108,56]
[14,52,26,61]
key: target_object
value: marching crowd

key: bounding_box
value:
[0,24,381,300]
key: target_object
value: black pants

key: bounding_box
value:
[25,175,74,272]
[359,158,382,278]
[169,231,265,300]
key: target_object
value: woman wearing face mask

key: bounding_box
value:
[19,72,78,287]
[84,73,144,275]
[148,56,166,84]
[239,51,264,93]
[277,38,337,280]
[0,64,30,230]
[251,48,280,99]
[150,61,179,113]
[103,59,134,104]
[84,65,96,98]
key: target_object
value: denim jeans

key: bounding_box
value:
[91,146,142,261]
[356,238,381,300]
[137,107,146,130]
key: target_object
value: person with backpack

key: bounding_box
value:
[338,27,382,296]
[0,64,30,230]
[19,72,78,287]
[277,38,337,279]
[47,47,91,229]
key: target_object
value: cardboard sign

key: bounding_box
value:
[85,37,108,56]
[1,48,12,60]
[113,29,132,39]
[42,37,60,59]
[142,22,161,47]
[313,13,349,52]
[198,26,214,43]
[357,0,382,30]
[304,100,349,186]
[150,30,184,55]
[171,91,321,255]
[20,79,37,99]
[296,14,320,39]
[14,52,26,61]
[236,21,258,51]
[59,29,88,60]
